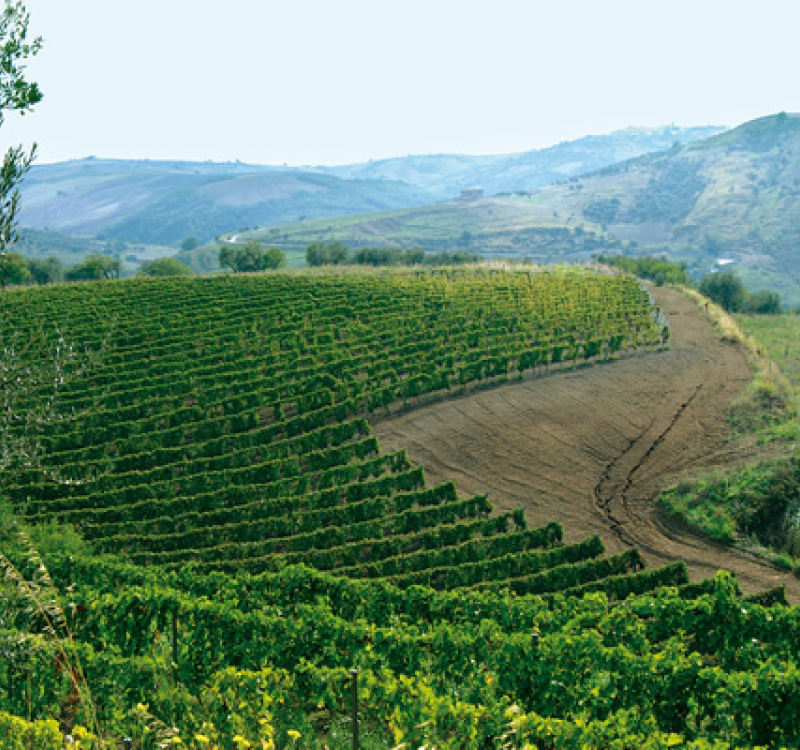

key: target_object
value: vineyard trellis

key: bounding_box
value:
[1,268,794,748]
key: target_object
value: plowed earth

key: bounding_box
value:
[375,286,800,601]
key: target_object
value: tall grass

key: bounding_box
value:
[682,286,796,434]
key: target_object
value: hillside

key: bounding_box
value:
[248,114,800,303]
[376,284,800,600]
[1,269,799,747]
[234,196,620,265]
[0,269,667,576]
[311,124,724,199]
[4,268,800,744]
[16,124,721,253]
[17,158,433,246]
[562,112,800,295]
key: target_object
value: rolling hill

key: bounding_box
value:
[1,268,798,747]
[310,124,724,199]
[245,113,800,303]
[16,124,722,252]
[16,158,433,246]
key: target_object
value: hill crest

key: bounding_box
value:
[17,123,723,248]
[243,113,800,302]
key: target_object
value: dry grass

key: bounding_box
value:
[681,286,795,433]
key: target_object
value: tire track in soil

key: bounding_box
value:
[374,286,800,601]
[594,384,703,545]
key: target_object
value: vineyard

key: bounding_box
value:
[0,268,795,748]
[0,269,666,578]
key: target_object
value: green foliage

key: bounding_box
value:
[728,372,793,434]
[3,558,798,747]
[1,269,786,748]
[0,1,43,254]
[220,240,285,272]
[26,255,63,284]
[64,253,120,281]
[0,249,30,286]
[308,243,483,268]
[263,246,286,269]
[353,246,424,266]
[743,288,782,314]
[0,713,65,749]
[659,456,800,559]
[139,256,195,277]
[0,500,91,574]
[0,253,64,286]
[1,248,129,287]
[0,270,662,577]
[699,270,784,314]
[658,483,739,545]
[305,240,350,267]
[422,250,482,265]
[699,270,748,312]
[597,254,691,286]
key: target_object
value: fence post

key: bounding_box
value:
[350,667,359,750]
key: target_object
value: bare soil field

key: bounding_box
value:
[375,286,800,601]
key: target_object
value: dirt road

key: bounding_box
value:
[374,286,800,600]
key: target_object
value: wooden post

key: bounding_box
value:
[350,668,359,750]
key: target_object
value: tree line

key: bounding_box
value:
[305,240,481,267]
[697,269,782,314]
[597,254,783,313]
[0,252,195,287]
[216,239,482,273]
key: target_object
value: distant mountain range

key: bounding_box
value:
[24,116,800,304]
[310,125,724,199]
[17,124,723,248]
[233,114,800,304]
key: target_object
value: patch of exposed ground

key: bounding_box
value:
[374,287,800,601]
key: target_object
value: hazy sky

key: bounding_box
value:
[4,0,799,166]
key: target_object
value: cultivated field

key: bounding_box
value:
[377,286,800,600]
[1,269,799,747]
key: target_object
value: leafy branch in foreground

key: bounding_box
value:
[0,522,99,736]
[0,1,43,253]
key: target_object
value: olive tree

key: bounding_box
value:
[220,240,286,272]
[0,2,42,254]
[699,270,748,312]
[140,256,195,277]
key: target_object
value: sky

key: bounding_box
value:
[4,0,800,167]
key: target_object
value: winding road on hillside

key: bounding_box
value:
[374,287,800,601]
